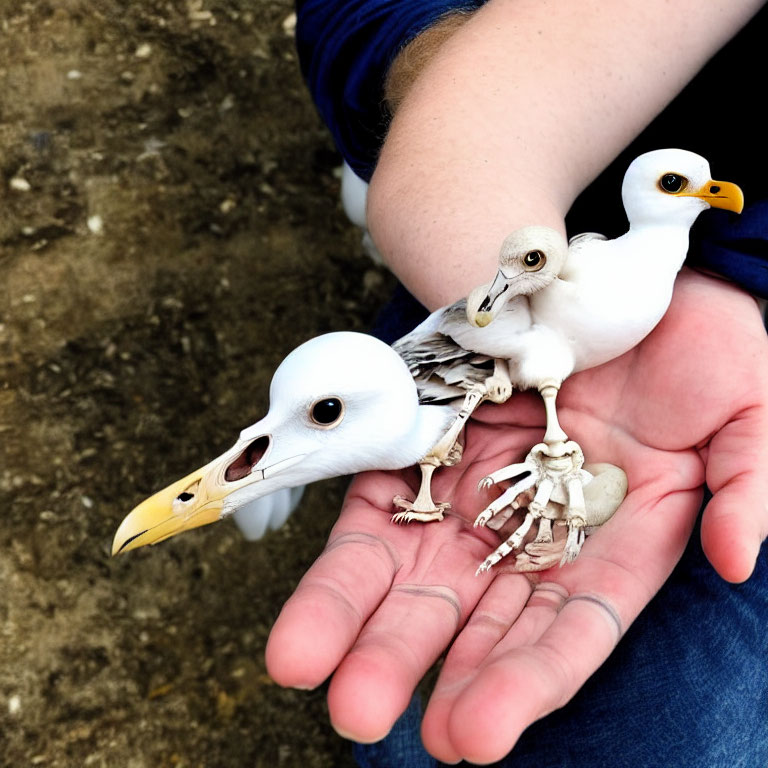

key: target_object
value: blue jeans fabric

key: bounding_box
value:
[354,511,768,768]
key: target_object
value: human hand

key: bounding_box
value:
[265,270,768,763]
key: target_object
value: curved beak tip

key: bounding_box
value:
[111,524,150,556]
[474,311,493,328]
[704,180,744,214]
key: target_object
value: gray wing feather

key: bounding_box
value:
[392,299,496,404]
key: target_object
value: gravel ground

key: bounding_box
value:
[0,2,394,765]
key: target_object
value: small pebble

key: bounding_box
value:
[87,215,104,234]
[189,10,214,23]
[8,695,21,715]
[134,43,152,59]
[81,496,94,509]
[282,12,297,35]
[67,69,83,80]
[9,177,31,192]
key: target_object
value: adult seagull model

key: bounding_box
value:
[466,148,743,570]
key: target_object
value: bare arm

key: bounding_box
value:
[367,0,764,309]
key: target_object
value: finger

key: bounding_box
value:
[701,402,768,582]
[265,468,433,688]
[327,519,496,743]
[421,572,539,762]
[328,582,463,743]
[430,485,702,763]
[445,593,623,764]
[265,525,399,689]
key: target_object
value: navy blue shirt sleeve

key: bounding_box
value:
[296,1,768,298]
[295,0,483,182]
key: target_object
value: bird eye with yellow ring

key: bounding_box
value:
[309,397,345,427]
[658,173,689,194]
[522,250,546,271]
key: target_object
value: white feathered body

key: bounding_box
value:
[525,225,690,379]
[442,225,691,389]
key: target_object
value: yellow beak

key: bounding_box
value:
[683,179,744,213]
[466,277,505,328]
[112,458,228,555]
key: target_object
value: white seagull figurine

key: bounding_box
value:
[464,148,743,570]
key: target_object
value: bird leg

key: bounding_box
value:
[467,375,625,573]
[483,359,513,403]
[392,362,513,523]
[474,447,629,572]
[539,379,569,455]
[536,379,591,564]
[392,386,484,522]
[392,458,449,523]
[533,517,553,544]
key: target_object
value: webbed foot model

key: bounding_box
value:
[474,448,627,573]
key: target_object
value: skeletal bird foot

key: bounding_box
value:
[474,441,594,573]
[513,539,568,572]
[560,521,586,566]
[391,496,449,524]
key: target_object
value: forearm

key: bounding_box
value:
[367,0,763,309]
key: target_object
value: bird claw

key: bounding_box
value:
[473,508,494,527]
[391,496,449,524]
[475,554,500,575]
[473,442,597,573]
[559,522,586,565]
[477,475,494,491]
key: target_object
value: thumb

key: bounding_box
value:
[700,403,768,582]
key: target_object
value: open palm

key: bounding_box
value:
[266,270,768,764]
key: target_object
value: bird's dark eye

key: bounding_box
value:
[659,173,688,194]
[523,250,545,271]
[310,397,344,426]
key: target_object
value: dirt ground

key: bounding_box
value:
[0,2,396,765]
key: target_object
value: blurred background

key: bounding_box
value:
[0,1,395,764]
